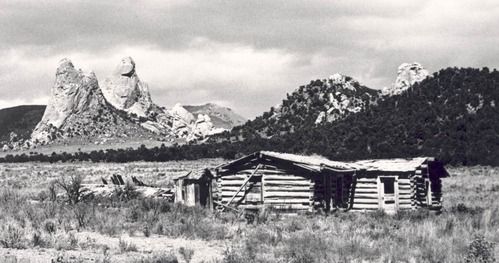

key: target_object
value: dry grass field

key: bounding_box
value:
[0,161,497,263]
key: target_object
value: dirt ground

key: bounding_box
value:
[0,232,226,262]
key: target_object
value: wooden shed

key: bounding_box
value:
[173,169,213,208]
[213,151,448,214]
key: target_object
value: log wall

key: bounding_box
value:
[214,159,443,213]
[215,163,315,212]
[349,176,412,211]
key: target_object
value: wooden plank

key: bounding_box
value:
[263,175,308,180]
[221,198,245,203]
[352,193,379,199]
[231,169,285,175]
[264,192,312,198]
[264,180,312,186]
[399,199,412,205]
[264,186,313,192]
[272,204,311,210]
[353,198,380,203]
[356,178,377,183]
[264,199,311,204]
[261,174,265,202]
[240,204,310,210]
[355,188,378,193]
[220,180,246,186]
[220,185,250,192]
[355,183,377,189]
[399,179,411,184]
[213,201,241,212]
[221,192,245,197]
[356,184,378,190]
[222,175,248,180]
[352,203,379,209]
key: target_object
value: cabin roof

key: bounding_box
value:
[218,151,447,175]
[260,151,354,171]
[217,151,355,172]
[173,168,213,181]
[348,157,429,172]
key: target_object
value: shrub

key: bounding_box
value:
[0,222,27,249]
[54,174,87,205]
[178,247,194,263]
[55,232,78,251]
[130,252,178,263]
[451,203,484,215]
[119,238,138,253]
[465,235,496,263]
[43,219,57,234]
[31,229,45,247]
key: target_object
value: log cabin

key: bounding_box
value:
[212,151,448,214]
[324,157,449,214]
[173,168,213,208]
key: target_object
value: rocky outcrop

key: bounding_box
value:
[30,59,145,145]
[32,59,107,142]
[101,57,155,118]
[314,73,380,124]
[3,57,246,150]
[183,103,246,130]
[190,114,214,140]
[382,63,429,96]
[168,104,220,141]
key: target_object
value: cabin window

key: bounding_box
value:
[246,175,263,203]
[381,177,395,194]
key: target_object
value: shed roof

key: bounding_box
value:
[173,168,213,181]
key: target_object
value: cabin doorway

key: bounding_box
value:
[378,176,399,214]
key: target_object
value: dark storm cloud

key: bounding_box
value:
[1,0,499,118]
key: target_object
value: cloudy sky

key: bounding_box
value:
[1,0,498,118]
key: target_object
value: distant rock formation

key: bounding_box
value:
[314,73,381,124]
[100,57,227,141]
[101,57,155,118]
[382,63,429,96]
[183,103,246,130]
[32,59,109,143]
[3,57,247,150]
[30,59,148,146]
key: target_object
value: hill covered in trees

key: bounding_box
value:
[217,74,380,141]
[0,105,46,142]
[2,67,498,166]
[282,67,499,165]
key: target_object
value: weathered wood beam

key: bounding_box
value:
[213,201,241,213]
[224,164,262,210]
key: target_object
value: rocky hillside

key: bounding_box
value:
[224,73,381,140]
[183,103,246,130]
[128,66,499,166]
[283,67,499,165]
